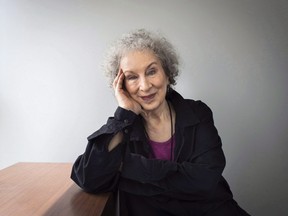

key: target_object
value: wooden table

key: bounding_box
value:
[0,162,111,216]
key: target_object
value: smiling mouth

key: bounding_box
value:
[140,93,156,102]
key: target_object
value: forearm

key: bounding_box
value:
[71,136,123,193]
[71,107,137,193]
[120,145,225,199]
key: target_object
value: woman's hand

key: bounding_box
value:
[113,69,142,114]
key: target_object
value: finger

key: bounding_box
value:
[114,70,125,90]
[113,69,122,89]
[117,72,125,90]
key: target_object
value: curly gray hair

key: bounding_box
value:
[103,29,180,87]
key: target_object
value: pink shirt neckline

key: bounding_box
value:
[148,135,175,160]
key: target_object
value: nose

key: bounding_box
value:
[139,77,151,92]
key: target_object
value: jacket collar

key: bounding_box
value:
[167,90,200,128]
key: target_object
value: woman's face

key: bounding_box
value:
[120,50,169,113]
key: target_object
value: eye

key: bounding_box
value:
[147,68,157,76]
[126,75,137,80]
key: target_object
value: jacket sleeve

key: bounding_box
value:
[120,101,226,200]
[71,107,137,193]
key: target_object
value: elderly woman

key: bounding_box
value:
[71,29,250,216]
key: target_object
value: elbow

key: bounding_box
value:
[71,170,120,194]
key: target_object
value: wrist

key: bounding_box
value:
[114,106,138,122]
[119,106,139,115]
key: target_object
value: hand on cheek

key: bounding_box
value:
[113,69,142,114]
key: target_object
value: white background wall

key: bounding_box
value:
[1,0,287,215]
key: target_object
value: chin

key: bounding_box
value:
[141,102,160,112]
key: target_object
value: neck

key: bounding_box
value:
[143,100,175,161]
[141,100,170,123]
[142,100,175,142]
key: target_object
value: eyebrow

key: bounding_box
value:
[123,62,158,74]
[146,62,158,70]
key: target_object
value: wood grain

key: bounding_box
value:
[0,163,110,216]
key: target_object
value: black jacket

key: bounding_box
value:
[71,90,249,216]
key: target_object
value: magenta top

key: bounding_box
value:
[148,135,175,160]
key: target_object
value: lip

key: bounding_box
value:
[140,93,156,102]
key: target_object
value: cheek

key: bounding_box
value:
[155,77,169,89]
[125,81,138,94]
